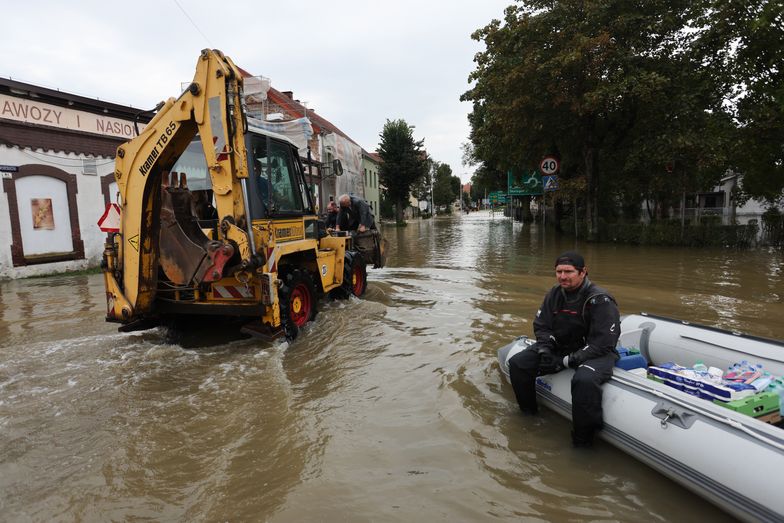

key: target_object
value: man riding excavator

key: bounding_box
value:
[101,49,386,340]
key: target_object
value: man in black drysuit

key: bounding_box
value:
[508,251,620,447]
[336,193,376,233]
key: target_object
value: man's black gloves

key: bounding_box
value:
[536,345,564,375]
[562,353,581,369]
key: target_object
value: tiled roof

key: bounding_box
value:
[365,151,383,163]
[237,66,359,147]
[267,87,358,146]
[0,77,152,120]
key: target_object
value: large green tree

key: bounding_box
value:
[462,142,505,201]
[691,0,784,203]
[432,162,457,208]
[462,1,730,237]
[377,119,429,223]
[412,155,435,205]
[468,164,506,198]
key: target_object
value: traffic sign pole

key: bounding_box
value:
[539,157,558,232]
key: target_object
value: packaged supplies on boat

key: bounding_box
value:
[713,392,781,418]
[647,363,758,402]
[725,361,768,384]
[766,377,784,415]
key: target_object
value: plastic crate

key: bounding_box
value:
[616,354,647,370]
[714,392,780,417]
[617,346,641,357]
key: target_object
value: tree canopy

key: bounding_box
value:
[430,162,455,208]
[377,119,429,223]
[692,0,784,202]
[462,0,782,234]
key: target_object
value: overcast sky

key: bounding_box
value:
[3,0,512,182]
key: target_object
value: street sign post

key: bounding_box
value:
[538,158,560,230]
[97,203,121,233]
[508,169,543,196]
[488,191,507,204]
[540,156,559,175]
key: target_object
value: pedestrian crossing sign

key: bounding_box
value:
[543,175,559,192]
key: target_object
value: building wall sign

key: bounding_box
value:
[0,93,145,140]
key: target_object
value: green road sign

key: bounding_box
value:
[488,191,507,204]
[508,169,543,196]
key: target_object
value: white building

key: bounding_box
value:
[642,171,775,226]
[0,78,150,279]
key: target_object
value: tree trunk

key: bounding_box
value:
[395,199,405,224]
[554,198,563,232]
[584,146,598,241]
[522,196,533,222]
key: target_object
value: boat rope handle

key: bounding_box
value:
[611,374,784,452]
[660,410,672,428]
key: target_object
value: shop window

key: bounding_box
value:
[101,173,119,205]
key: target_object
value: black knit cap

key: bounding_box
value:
[555,251,585,270]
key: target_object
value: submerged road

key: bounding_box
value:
[1,211,782,521]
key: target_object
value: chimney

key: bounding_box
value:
[282,91,293,99]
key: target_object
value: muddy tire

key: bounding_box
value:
[279,268,318,340]
[331,251,367,299]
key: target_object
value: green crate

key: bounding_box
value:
[714,392,780,417]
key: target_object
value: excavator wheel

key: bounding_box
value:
[279,268,318,340]
[331,251,367,299]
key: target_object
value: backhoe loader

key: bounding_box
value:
[101,49,385,339]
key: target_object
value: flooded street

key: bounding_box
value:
[2,211,782,521]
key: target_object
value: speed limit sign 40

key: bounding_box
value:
[540,156,559,175]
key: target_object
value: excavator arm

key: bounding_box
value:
[106,49,250,322]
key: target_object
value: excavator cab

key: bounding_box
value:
[245,131,313,219]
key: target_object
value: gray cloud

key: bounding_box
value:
[2,0,510,182]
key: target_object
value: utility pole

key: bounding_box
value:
[430,166,434,217]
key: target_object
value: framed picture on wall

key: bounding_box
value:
[31,198,55,230]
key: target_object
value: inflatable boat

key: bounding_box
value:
[497,313,784,523]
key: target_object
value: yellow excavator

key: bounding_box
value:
[101,49,385,339]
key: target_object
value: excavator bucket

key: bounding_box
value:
[354,230,387,269]
[159,187,209,285]
[158,172,231,285]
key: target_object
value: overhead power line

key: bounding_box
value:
[172,0,213,47]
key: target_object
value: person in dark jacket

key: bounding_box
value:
[508,251,620,447]
[336,194,375,233]
[324,200,339,229]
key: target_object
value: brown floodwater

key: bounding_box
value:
[1,211,782,521]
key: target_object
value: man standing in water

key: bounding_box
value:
[508,251,620,447]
